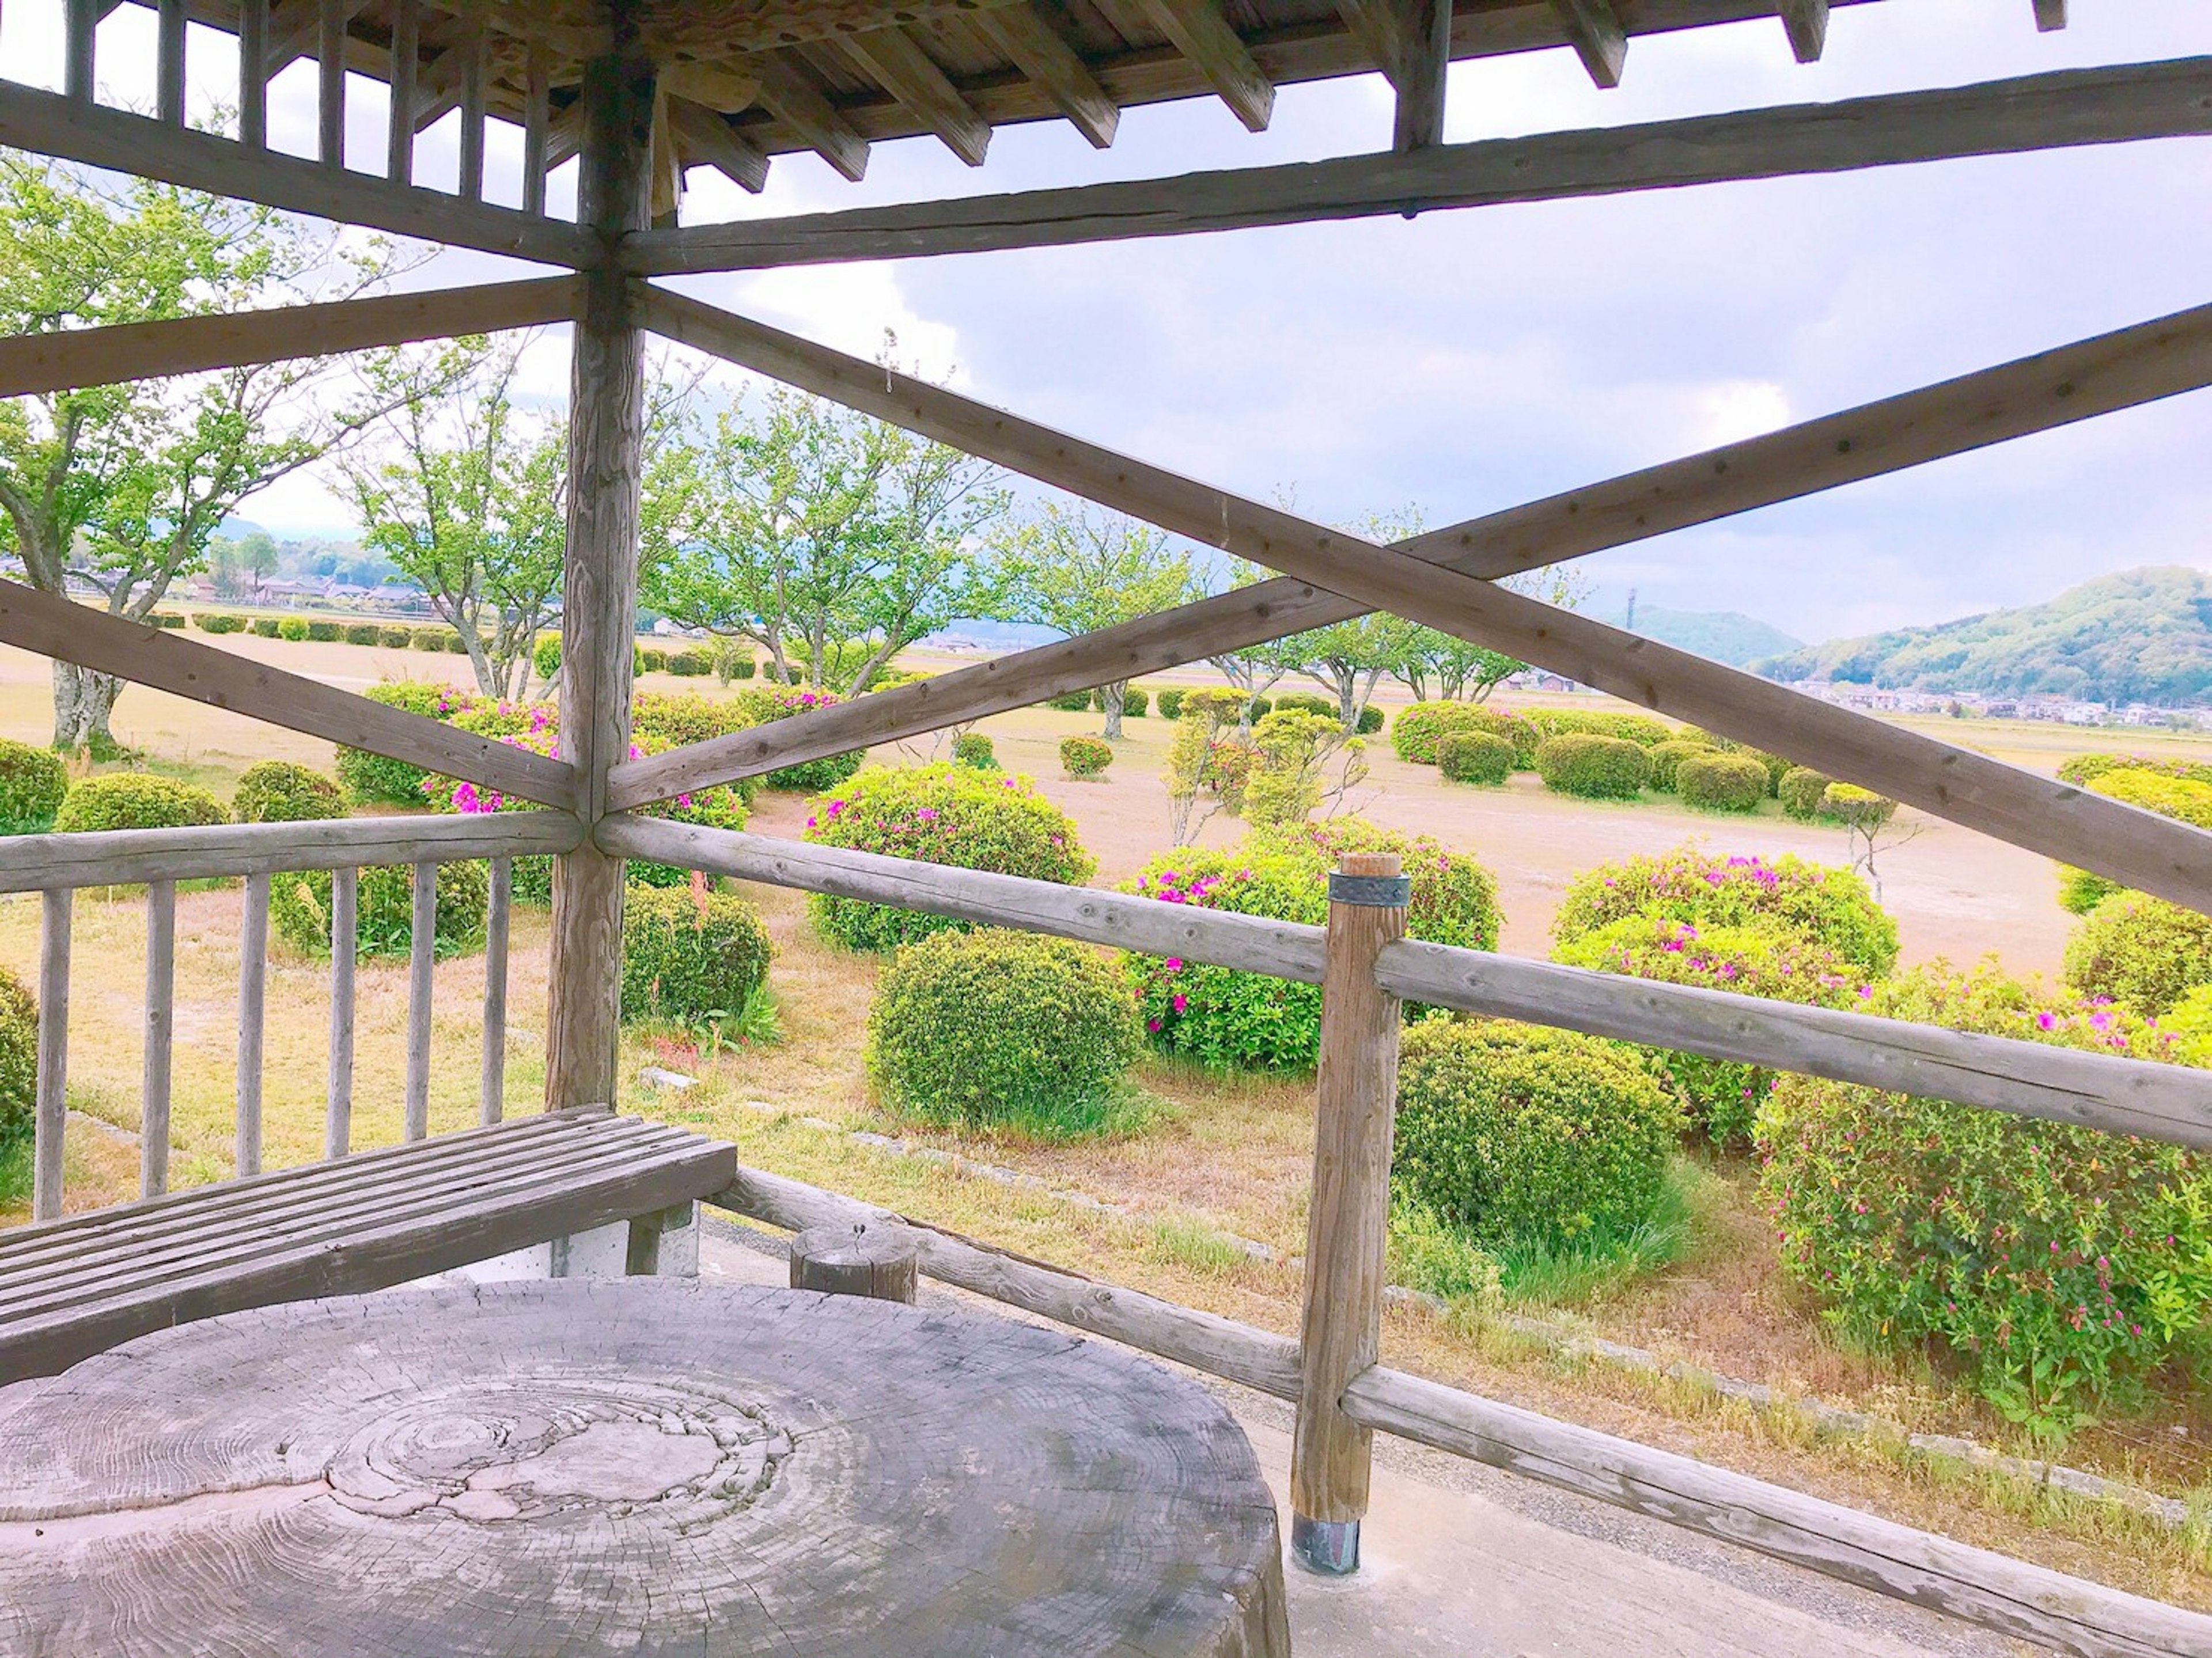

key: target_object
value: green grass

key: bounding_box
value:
[0,1137,31,1212]
[1146,1215,1257,1279]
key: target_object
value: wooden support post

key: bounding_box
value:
[544,48,653,1113]
[317,0,347,169]
[386,0,418,184]
[457,24,487,202]
[405,860,435,1141]
[522,38,550,217]
[1290,852,1408,1574]
[237,0,268,149]
[789,1219,921,1303]
[32,889,71,1222]
[236,872,270,1179]
[157,0,187,124]
[325,866,356,1159]
[481,855,509,1124]
[64,0,97,101]
[141,879,175,1198]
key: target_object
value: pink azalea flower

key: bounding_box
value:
[1172,993,1188,1014]
[1165,958,1183,973]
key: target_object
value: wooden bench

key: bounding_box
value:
[0,1105,735,1384]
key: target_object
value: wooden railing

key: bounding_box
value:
[1,813,580,1220]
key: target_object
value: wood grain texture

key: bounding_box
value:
[31,890,70,1222]
[1778,0,1828,62]
[974,3,1119,149]
[1552,0,1627,87]
[1292,853,1406,1529]
[626,58,2212,272]
[404,861,435,1141]
[236,873,270,1178]
[1136,0,1275,131]
[0,1281,1290,1658]
[325,865,356,1159]
[838,25,991,166]
[615,290,2212,813]
[482,856,510,1125]
[0,582,578,813]
[789,1219,921,1303]
[141,881,176,1198]
[1342,1364,2212,1658]
[238,0,270,146]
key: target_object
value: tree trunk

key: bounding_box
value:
[1103,680,1127,741]
[53,661,125,757]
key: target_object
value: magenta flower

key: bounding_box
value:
[1165,958,1184,973]
[1146,1018,1162,1033]
[2036,1011,2058,1031]
[1172,993,1189,1014]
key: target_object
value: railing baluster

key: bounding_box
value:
[237,0,268,148]
[236,872,270,1179]
[405,861,435,1141]
[157,0,186,124]
[481,856,509,1125]
[522,37,550,217]
[32,888,73,1221]
[325,866,357,1159]
[385,0,418,184]
[64,0,97,101]
[317,0,347,169]
[141,879,176,1198]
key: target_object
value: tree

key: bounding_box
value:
[1203,557,1302,725]
[643,382,1008,696]
[1290,610,1418,729]
[997,504,1194,738]
[209,529,277,601]
[1394,561,1595,702]
[0,154,425,752]
[340,343,566,700]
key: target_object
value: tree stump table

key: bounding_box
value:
[0,1279,1289,1657]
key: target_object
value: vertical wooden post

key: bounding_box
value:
[404,860,435,1141]
[156,0,187,124]
[521,38,551,217]
[141,879,175,1198]
[544,42,653,1114]
[457,23,488,202]
[32,888,72,1222]
[386,0,418,184]
[63,0,97,101]
[236,872,270,1178]
[325,866,357,1159]
[1289,851,1408,1575]
[237,0,268,149]
[317,0,347,169]
[481,855,510,1124]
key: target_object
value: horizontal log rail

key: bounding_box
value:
[0,278,588,400]
[598,817,2212,1149]
[0,582,578,813]
[628,57,2212,273]
[615,289,2212,841]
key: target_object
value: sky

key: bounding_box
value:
[3,0,2210,644]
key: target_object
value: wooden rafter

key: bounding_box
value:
[750,50,869,182]
[2033,0,2066,31]
[665,98,771,194]
[1777,0,1828,63]
[627,58,2212,273]
[974,3,1119,151]
[1551,0,1626,88]
[1135,0,1276,132]
[838,26,992,169]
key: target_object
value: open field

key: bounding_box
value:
[3,634,2210,1608]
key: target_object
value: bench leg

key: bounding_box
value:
[623,1202,698,1277]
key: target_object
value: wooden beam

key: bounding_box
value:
[1392,0,1451,151]
[1552,0,1627,88]
[665,97,770,195]
[0,79,593,267]
[751,51,869,183]
[973,3,1119,150]
[0,276,584,399]
[1343,1366,2212,1658]
[629,57,2212,272]
[618,287,2212,818]
[0,582,579,812]
[617,288,2212,915]
[1134,0,1275,131]
[839,25,992,167]
[1777,0,1828,62]
[2033,0,2066,31]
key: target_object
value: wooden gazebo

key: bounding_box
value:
[2,2,2211,1653]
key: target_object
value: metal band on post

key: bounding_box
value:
[1327,871,1411,908]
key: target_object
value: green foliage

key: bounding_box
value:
[151,612,186,629]
[1271,692,1335,718]
[1244,709,1362,827]
[1756,962,2212,1439]
[1060,734,1113,777]
[1393,1019,1679,1247]
[1245,696,1274,720]
[195,613,244,634]
[252,616,282,638]
[1676,752,1768,814]
[335,681,475,805]
[2058,752,2212,788]
[1823,781,1897,830]
[2062,892,2212,1016]
[1355,704,1384,735]
[378,625,412,648]
[1122,686,1150,718]
[1602,603,1802,666]
[532,633,562,682]
[1290,818,1501,950]
[1155,688,1185,720]
[1047,689,1093,712]
[1392,702,1540,767]
[0,965,36,1148]
[409,626,448,651]
[1778,765,1834,820]
[1385,1200,1506,1310]
[444,630,472,654]
[343,623,381,646]
[638,647,668,673]
[232,761,343,825]
[631,689,749,749]
[0,737,67,832]
[1525,708,1674,748]
[804,763,1094,951]
[270,859,489,960]
[727,685,866,792]
[1645,738,1714,794]
[53,772,225,833]
[868,928,1143,1137]
[1534,733,1649,800]
[951,732,996,769]
[1437,731,1514,785]
[304,619,338,643]
[2056,768,2212,915]
[1554,844,1900,977]
[621,881,773,1027]
[667,649,711,676]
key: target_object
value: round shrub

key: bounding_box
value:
[304,619,338,643]
[2058,752,2212,788]
[1525,708,1674,748]
[725,685,867,792]
[406,626,446,651]
[1535,733,1648,800]
[631,690,749,749]
[667,649,711,677]
[1757,962,2212,1425]
[1392,703,1540,767]
[1355,705,1384,736]
[271,858,488,959]
[1272,692,1334,719]
[1676,752,1767,814]
[2062,891,2212,1016]
[0,965,37,1148]
[1245,696,1273,721]
[250,617,281,639]
[378,625,412,648]
[343,623,381,646]
[1122,687,1150,718]
[1047,689,1093,712]
[1822,782,1897,831]
[444,630,474,654]
[1778,766,1833,820]
[639,647,669,673]
[2056,768,2212,914]
[1155,688,1185,721]
[804,764,1094,951]
[533,635,562,681]
[53,773,226,833]
[195,613,244,634]
[1438,731,1513,785]
[152,612,186,629]
[1061,735,1113,777]
[336,682,478,805]
[281,617,312,642]
[868,929,1141,1137]
[0,738,69,831]
[621,882,772,1027]
[233,761,344,825]
[1394,1019,1679,1247]
[952,732,996,769]
[1554,844,1899,977]
[1291,818,1502,950]
[1644,738,1713,793]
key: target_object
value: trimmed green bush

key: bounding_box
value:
[1438,731,1513,785]
[408,627,447,651]
[1676,752,1767,814]
[1060,734,1113,777]
[1355,704,1384,736]
[1757,962,2212,1431]
[0,738,69,832]
[1122,686,1149,718]
[233,761,344,825]
[1525,708,1674,748]
[1778,766,1833,820]
[1534,733,1649,800]
[443,629,472,653]
[2062,891,2212,1016]
[271,859,489,960]
[251,617,282,638]
[2057,752,2212,788]
[639,647,669,673]
[868,928,1142,1137]
[631,690,749,749]
[1272,692,1335,718]
[0,965,37,1148]
[286,617,316,641]
[1391,702,1540,767]
[54,773,226,833]
[2057,768,2212,914]
[343,623,381,646]
[1394,1019,1678,1247]
[1155,688,1185,721]
[1645,738,1713,793]
[1047,689,1092,712]
[532,634,562,682]
[952,732,996,769]
[1823,782,1896,830]
[667,649,711,677]
[151,612,187,629]
[804,763,1094,951]
[1733,748,1792,796]
[1554,844,1899,977]
[336,682,478,805]
[725,685,866,791]
[194,613,244,634]
[302,619,337,643]
[621,882,773,1027]
[378,625,412,648]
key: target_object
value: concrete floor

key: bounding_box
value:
[701,1215,2028,1658]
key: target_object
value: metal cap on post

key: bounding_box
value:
[1289,851,1409,1575]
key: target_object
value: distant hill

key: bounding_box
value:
[1753,566,2212,705]
[1602,604,1802,667]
